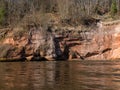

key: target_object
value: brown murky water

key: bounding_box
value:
[0,60,120,90]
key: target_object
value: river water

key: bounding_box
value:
[0,60,120,90]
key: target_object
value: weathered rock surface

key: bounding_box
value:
[52,22,120,60]
[1,21,120,61]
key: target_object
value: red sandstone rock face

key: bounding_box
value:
[57,24,120,60]
[1,23,120,61]
[110,26,120,60]
[3,38,15,45]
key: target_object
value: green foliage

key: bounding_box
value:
[0,7,6,25]
[110,0,117,17]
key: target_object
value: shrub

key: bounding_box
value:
[0,7,6,25]
[110,0,117,17]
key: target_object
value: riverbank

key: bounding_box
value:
[0,19,120,62]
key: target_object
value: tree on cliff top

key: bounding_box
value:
[0,0,8,27]
[110,0,118,17]
[1,0,120,28]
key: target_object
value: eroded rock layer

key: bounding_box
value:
[1,22,120,61]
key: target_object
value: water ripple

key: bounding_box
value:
[0,61,120,90]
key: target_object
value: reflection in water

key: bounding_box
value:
[0,61,120,90]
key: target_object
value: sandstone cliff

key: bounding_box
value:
[0,21,120,61]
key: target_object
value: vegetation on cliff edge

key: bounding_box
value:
[0,0,119,32]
